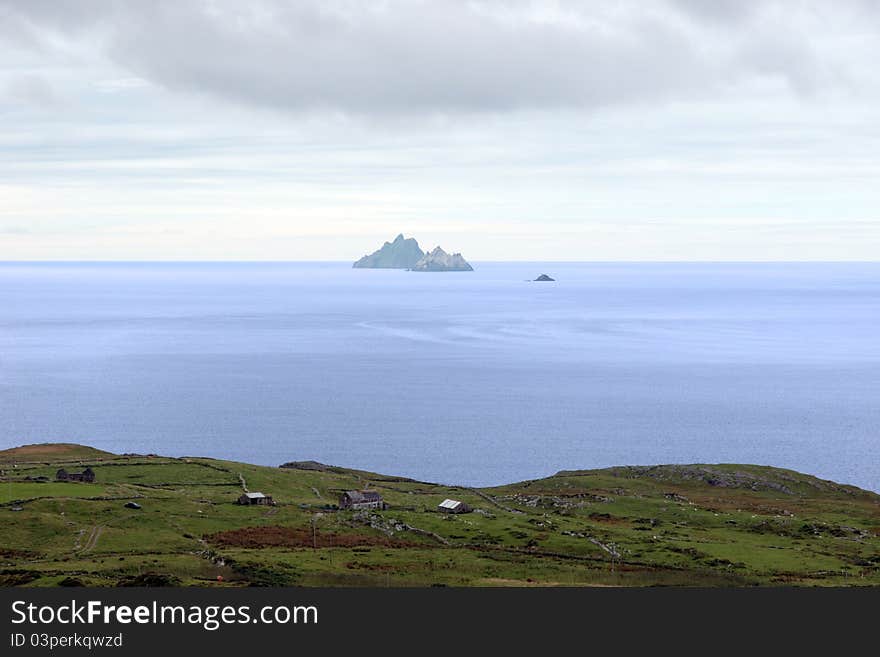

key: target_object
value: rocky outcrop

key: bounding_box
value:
[597,465,804,495]
[534,274,555,281]
[411,246,473,272]
[353,234,424,269]
[279,460,330,472]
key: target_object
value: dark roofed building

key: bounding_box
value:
[339,490,385,510]
[56,467,95,483]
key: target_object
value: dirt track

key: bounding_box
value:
[80,525,104,553]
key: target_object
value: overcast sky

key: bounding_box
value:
[2,0,880,261]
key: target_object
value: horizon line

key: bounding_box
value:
[2,259,880,265]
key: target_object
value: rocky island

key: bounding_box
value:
[534,274,555,281]
[411,246,473,272]
[352,233,424,269]
[353,235,474,271]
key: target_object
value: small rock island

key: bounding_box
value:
[352,234,424,269]
[411,246,474,272]
[534,274,555,281]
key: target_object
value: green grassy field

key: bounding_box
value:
[1,443,878,587]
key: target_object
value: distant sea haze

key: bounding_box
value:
[1,261,878,491]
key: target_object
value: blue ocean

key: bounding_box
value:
[1,262,878,490]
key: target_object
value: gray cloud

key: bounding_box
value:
[2,74,62,107]
[671,0,758,25]
[0,0,873,115]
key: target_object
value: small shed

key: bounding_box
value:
[339,490,385,510]
[237,492,274,506]
[438,499,472,514]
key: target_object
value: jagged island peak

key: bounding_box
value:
[352,234,425,269]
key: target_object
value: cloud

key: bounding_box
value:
[0,0,873,116]
[671,0,758,25]
[92,77,151,94]
[2,74,62,108]
[1,0,880,261]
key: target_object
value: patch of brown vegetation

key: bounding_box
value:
[0,548,40,560]
[0,443,113,462]
[0,570,41,586]
[205,525,420,549]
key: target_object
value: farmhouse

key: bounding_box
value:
[339,490,385,510]
[237,492,274,506]
[438,498,472,514]
[56,467,95,483]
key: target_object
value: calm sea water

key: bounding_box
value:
[1,262,878,490]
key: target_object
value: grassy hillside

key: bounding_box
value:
[1,444,878,587]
